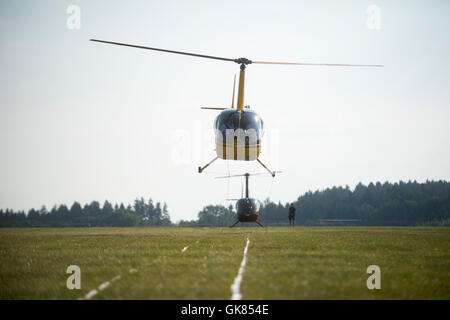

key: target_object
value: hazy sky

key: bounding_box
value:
[1,0,449,222]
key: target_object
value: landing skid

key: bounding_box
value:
[198,156,218,173]
[198,156,276,177]
[257,158,276,177]
[229,220,265,228]
[230,220,240,228]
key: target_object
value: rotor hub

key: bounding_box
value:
[234,57,252,69]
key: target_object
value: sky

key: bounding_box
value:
[0,0,449,222]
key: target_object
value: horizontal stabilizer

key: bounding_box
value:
[216,171,282,179]
[201,107,227,110]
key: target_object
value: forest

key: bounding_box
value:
[1,180,449,227]
[0,198,171,227]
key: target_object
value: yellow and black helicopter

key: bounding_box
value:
[90,39,383,176]
[216,172,281,228]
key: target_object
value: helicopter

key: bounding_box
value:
[216,172,281,228]
[90,39,383,176]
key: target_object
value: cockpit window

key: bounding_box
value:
[236,198,261,214]
[239,113,261,131]
[214,110,262,133]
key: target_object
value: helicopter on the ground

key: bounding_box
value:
[216,172,281,228]
[90,39,383,176]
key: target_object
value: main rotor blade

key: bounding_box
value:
[253,61,383,67]
[90,39,383,67]
[215,174,247,179]
[90,39,235,62]
[250,171,283,176]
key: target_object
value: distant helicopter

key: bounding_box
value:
[90,39,383,176]
[216,172,281,228]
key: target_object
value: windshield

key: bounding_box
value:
[214,109,263,135]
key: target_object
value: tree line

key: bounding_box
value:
[0,198,171,227]
[1,180,449,227]
[179,180,450,227]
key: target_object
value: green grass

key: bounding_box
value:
[0,227,448,299]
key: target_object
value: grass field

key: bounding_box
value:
[0,227,448,299]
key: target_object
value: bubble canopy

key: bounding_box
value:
[236,198,261,215]
[236,198,261,222]
[214,109,263,136]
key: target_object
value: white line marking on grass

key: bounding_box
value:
[82,275,121,300]
[181,240,200,253]
[84,289,98,299]
[98,281,110,291]
[230,237,250,300]
[111,275,121,282]
[129,269,137,273]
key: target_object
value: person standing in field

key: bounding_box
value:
[288,203,296,226]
